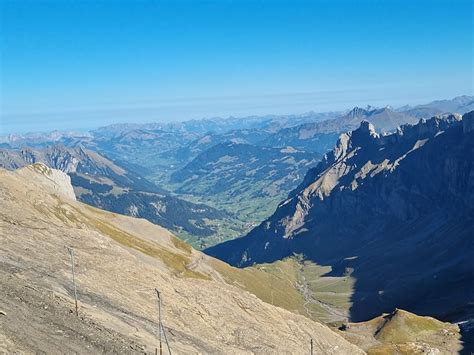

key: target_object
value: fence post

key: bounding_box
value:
[66,246,78,316]
[155,288,172,355]
[155,288,163,355]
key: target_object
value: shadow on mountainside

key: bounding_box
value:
[207,215,474,353]
[460,324,474,354]
[205,113,474,352]
[206,211,474,321]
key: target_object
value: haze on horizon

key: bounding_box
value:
[1,0,473,133]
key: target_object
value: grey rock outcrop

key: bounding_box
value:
[16,163,76,201]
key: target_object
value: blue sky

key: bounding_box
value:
[1,0,473,133]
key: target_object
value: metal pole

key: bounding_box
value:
[310,338,313,355]
[161,323,172,355]
[67,247,78,316]
[155,288,172,355]
[155,288,163,355]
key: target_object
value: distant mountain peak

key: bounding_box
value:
[347,106,369,118]
[379,105,393,112]
[346,105,398,120]
[451,94,473,102]
[335,120,379,154]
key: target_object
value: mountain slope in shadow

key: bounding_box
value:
[206,112,474,327]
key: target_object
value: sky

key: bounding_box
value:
[1,0,473,133]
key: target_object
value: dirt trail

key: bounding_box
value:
[296,261,348,323]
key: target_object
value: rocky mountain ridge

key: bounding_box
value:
[0,146,233,244]
[206,112,474,326]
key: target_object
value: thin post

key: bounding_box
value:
[310,338,313,355]
[67,247,78,316]
[155,288,172,355]
[155,288,163,355]
[161,323,172,355]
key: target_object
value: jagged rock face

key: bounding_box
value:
[206,112,474,322]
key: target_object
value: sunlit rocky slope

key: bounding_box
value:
[0,163,364,353]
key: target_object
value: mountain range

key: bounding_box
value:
[206,112,474,328]
[1,95,472,250]
[259,106,417,156]
[399,95,474,118]
[2,95,471,149]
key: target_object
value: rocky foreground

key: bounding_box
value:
[0,163,362,353]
